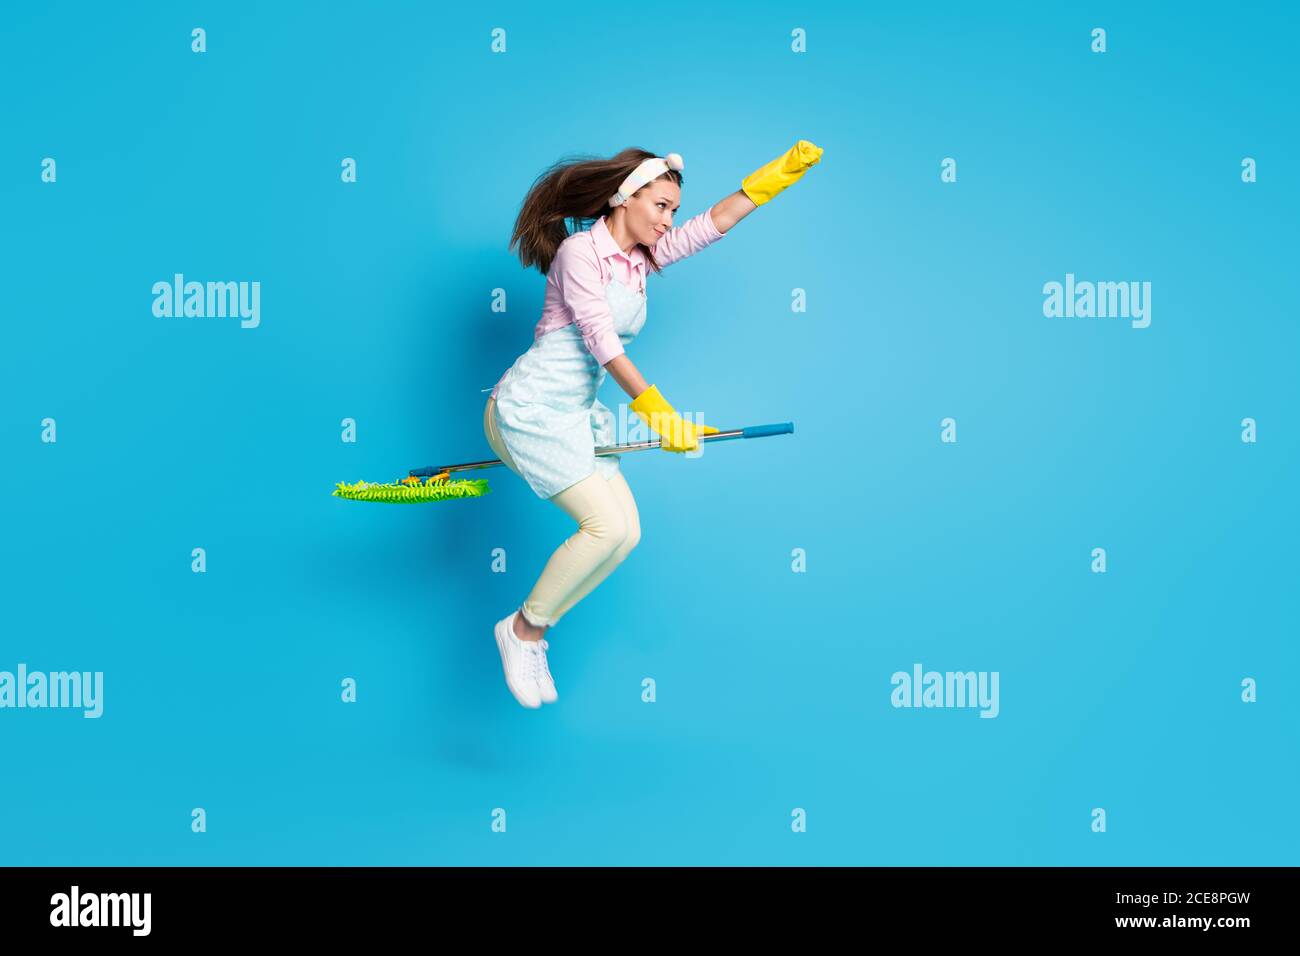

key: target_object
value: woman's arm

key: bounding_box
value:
[604,149,820,402]
[604,353,650,400]
[709,190,759,234]
[605,196,757,398]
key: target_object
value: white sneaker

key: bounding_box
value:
[494,611,543,709]
[535,639,558,704]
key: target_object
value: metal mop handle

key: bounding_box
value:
[407,421,794,479]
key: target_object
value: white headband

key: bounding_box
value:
[608,153,684,207]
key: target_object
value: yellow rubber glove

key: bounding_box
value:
[630,384,719,453]
[740,139,824,206]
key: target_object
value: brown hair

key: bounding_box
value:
[508,147,684,277]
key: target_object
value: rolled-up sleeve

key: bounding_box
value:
[652,208,726,270]
[552,237,625,365]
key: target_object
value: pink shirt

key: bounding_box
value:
[492,209,725,398]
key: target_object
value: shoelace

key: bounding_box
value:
[534,640,553,682]
[521,640,546,681]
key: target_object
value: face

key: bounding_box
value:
[626,178,680,245]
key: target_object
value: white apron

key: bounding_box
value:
[488,270,647,499]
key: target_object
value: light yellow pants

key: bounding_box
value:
[484,396,641,628]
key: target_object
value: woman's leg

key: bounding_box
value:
[517,470,629,628]
[546,469,640,626]
[484,396,638,631]
[483,396,524,476]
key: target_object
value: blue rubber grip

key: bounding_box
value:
[742,422,794,439]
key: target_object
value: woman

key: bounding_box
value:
[486,140,824,708]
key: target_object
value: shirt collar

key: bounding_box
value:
[592,215,644,269]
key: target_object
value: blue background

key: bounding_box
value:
[1,1,1296,865]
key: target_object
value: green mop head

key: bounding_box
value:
[333,475,491,504]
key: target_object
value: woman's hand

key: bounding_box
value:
[607,360,717,453]
[740,140,824,206]
[630,384,719,453]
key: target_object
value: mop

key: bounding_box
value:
[332,421,794,504]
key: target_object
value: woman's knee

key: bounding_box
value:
[621,518,640,553]
[601,511,639,566]
[578,506,628,551]
[615,478,640,553]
